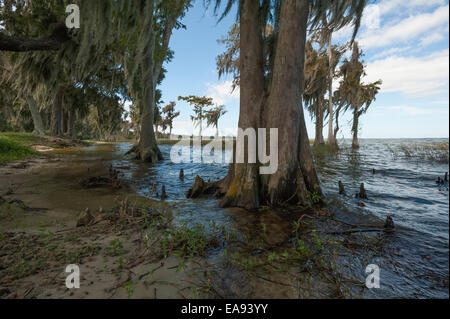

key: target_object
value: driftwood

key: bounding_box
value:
[327,216,396,235]
[186,176,218,199]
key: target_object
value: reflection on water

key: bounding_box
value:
[106,139,448,298]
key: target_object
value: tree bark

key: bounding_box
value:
[60,109,66,136]
[265,0,321,205]
[132,5,179,162]
[219,0,266,209]
[218,0,322,209]
[25,95,45,136]
[314,100,325,145]
[327,34,337,147]
[67,110,75,137]
[51,86,64,136]
[135,1,162,163]
[333,104,343,141]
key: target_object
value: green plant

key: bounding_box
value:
[105,238,125,256]
[122,279,135,299]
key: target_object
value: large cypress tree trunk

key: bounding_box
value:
[131,2,180,163]
[51,86,64,136]
[264,0,321,205]
[136,62,162,162]
[25,95,45,136]
[218,0,322,209]
[219,0,265,209]
[135,1,162,163]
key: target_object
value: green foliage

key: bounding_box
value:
[0,135,39,163]
[178,95,215,135]
[105,238,126,257]
[170,223,210,258]
[334,42,382,133]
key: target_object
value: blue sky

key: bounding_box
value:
[159,0,449,139]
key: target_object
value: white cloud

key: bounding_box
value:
[333,1,447,43]
[365,49,449,97]
[370,46,413,60]
[419,32,445,46]
[375,0,446,16]
[388,106,433,115]
[361,4,381,30]
[205,81,239,105]
[359,5,449,50]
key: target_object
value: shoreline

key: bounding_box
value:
[0,142,448,299]
[0,145,389,299]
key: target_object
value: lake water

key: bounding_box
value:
[110,138,449,298]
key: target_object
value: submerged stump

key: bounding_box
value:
[356,183,368,199]
[186,175,219,199]
[161,185,168,200]
[384,216,395,232]
[338,181,346,195]
[179,169,184,180]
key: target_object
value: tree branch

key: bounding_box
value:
[0,23,71,52]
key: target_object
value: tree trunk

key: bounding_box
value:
[327,34,337,146]
[218,0,322,209]
[264,0,321,205]
[60,109,66,136]
[135,1,162,163]
[131,3,179,162]
[216,125,219,138]
[352,108,359,149]
[67,110,75,137]
[51,86,64,136]
[219,0,266,209]
[314,101,325,146]
[333,104,343,141]
[25,95,45,136]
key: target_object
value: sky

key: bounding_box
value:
[158,0,449,139]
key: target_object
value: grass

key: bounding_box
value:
[0,135,39,164]
[311,143,340,157]
[0,132,47,147]
[397,142,449,162]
